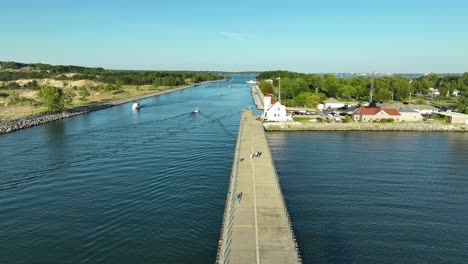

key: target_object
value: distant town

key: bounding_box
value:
[251,71,468,129]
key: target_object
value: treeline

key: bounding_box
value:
[0,61,223,86]
[256,71,468,111]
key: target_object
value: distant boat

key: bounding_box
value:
[246,80,257,85]
[193,108,200,113]
[131,102,141,110]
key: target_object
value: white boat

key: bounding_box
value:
[193,108,200,113]
[246,80,257,85]
[131,102,140,110]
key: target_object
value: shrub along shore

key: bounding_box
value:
[0,83,211,135]
[263,121,468,132]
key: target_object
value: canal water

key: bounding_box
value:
[1,76,468,263]
[0,75,257,263]
[268,131,468,264]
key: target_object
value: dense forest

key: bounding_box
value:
[0,61,223,87]
[256,71,468,112]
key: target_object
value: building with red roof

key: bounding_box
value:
[352,107,401,122]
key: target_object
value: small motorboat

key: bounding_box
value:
[132,102,141,110]
[193,108,200,113]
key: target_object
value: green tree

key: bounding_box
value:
[38,86,65,112]
[392,77,412,101]
[292,92,326,108]
[456,73,468,113]
[339,85,356,100]
[259,81,274,94]
[79,87,90,101]
[322,74,339,97]
[374,87,392,102]
[350,76,369,100]
[307,74,323,93]
[64,90,75,106]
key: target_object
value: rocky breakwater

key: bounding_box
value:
[263,121,468,132]
[0,103,115,135]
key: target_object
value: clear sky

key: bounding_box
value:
[1,0,467,73]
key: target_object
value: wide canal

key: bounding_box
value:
[1,76,468,263]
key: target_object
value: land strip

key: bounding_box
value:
[251,84,264,110]
[264,121,468,132]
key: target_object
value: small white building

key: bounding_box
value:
[453,89,460,97]
[429,87,440,96]
[398,109,423,122]
[262,94,292,122]
[322,98,346,109]
[437,112,468,124]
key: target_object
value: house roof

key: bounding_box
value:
[398,108,419,113]
[438,112,468,117]
[405,104,438,111]
[264,93,272,97]
[354,107,400,116]
[383,108,401,116]
[267,100,285,110]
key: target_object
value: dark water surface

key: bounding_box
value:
[0,76,257,263]
[2,78,468,264]
[268,132,468,264]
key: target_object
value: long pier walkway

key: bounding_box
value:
[217,110,301,264]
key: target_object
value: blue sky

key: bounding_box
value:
[1,0,467,73]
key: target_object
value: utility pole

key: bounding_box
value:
[277,77,281,102]
[369,71,375,104]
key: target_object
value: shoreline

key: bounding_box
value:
[263,121,468,132]
[0,81,220,135]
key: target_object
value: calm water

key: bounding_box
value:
[2,78,468,264]
[268,132,468,264]
[0,76,257,263]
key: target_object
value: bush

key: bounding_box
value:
[38,86,65,112]
[343,115,353,123]
[6,90,20,104]
[379,118,394,123]
[415,99,427,105]
[79,87,90,101]
[316,117,324,122]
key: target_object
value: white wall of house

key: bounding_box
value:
[399,112,423,122]
[264,102,290,121]
[263,94,291,122]
[353,110,400,122]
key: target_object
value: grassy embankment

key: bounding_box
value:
[0,81,178,121]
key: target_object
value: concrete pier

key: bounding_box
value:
[251,85,264,110]
[217,110,301,264]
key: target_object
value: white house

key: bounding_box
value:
[262,94,292,122]
[322,98,346,109]
[453,89,460,97]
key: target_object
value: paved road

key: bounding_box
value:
[218,110,299,264]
